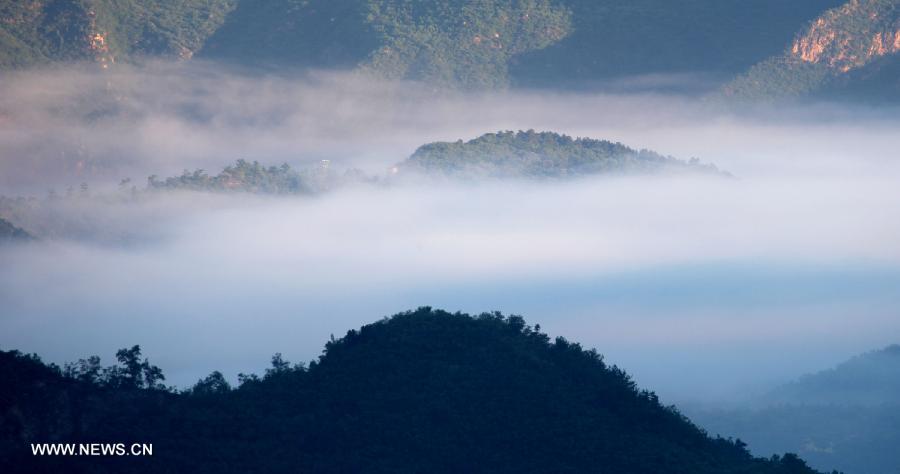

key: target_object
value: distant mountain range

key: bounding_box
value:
[766,344,900,406]
[690,344,900,474]
[9,0,895,99]
[1,308,827,473]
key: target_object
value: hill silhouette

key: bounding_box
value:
[2,308,830,473]
[0,216,33,242]
[400,130,724,179]
[689,344,900,474]
[766,344,900,407]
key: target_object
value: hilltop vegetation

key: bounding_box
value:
[2,308,830,473]
[146,159,368,195]
[0,133,725,241]
[401,130,724,179]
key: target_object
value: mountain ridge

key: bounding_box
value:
[1,0,845,92]
[1,308,831,473]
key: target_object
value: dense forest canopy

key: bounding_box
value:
[401,130,724,179]
[1,0,866,95]
[1,308,833,473]
[146,159,368,194]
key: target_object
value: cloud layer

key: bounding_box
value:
[1,62,899,403]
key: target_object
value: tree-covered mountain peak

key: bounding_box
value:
[2,307,829,473]
[400,130,725,178]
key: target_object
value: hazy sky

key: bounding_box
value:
[1,62,899,404]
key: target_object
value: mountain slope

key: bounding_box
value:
[766,344,900,406]
[723,0,900,100]
[1,0,842,91]
[399,130,724,179]
[689,344,900,474]
[0,0,236,69]
[200,0,840,89]
[200,0,572,89]
[509,0,843,88]
[2,308,826,473]
[0,216,33,242]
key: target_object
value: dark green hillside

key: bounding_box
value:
[197,0,377,71]
[1,0,842,90]
[0,0,236,69]
[146,159,368,194]
[509,0,843,88]
[401,130,724,178]
[201,0,839,89]
[1,308,829,473]
[201,0,571,89]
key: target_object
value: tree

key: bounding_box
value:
[191,371,232,395]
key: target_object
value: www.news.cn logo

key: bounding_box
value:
[31,443,152,456]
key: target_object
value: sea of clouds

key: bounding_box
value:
[1,61,899,402]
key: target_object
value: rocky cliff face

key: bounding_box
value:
[723,0,900,100]
[789,0,899,73]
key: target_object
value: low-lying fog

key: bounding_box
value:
[2,62,899,404]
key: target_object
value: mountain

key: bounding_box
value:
[0,0,236,69]
[508,0,844,89]
[766,344,900,406]
[0,216,33,242]
[398,130,725,179]
[1,308,828,473]
[196,0,573,90]
[688,345,900,474]
[1,0,841,90]
[723,0,900,101]
[186,0,844,90]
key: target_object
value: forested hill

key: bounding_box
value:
[688,345,900,474]
[723,0,900,101]
[400,130,724,179]
[0,216,33,242]
[1,308,831,474]
[0,0,236,68]
[1,0,839,90]
[765,344,900,406]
